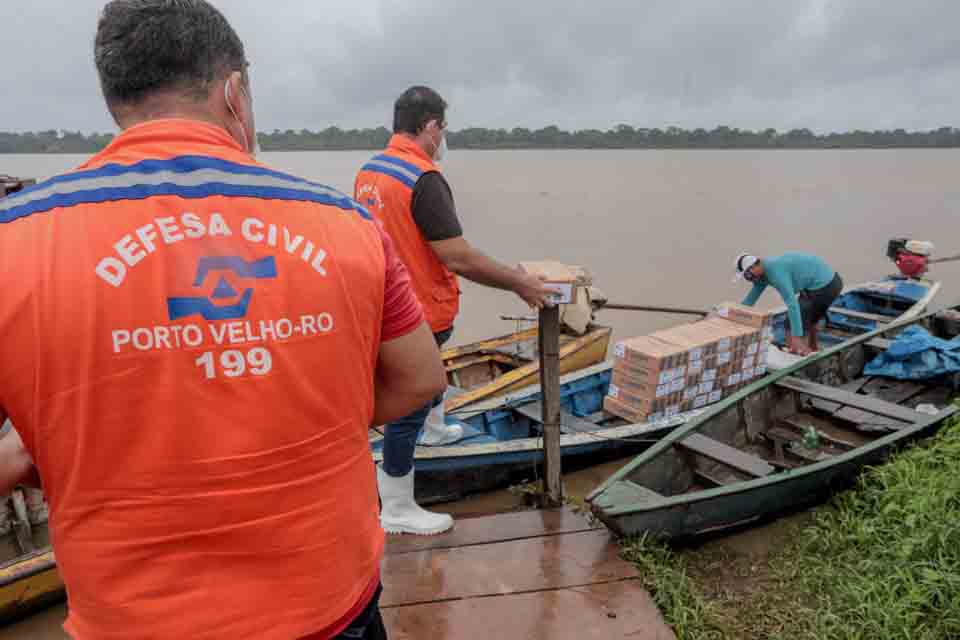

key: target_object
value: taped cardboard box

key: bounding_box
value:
[653,322,720,359]
[606,385,678,414]
[610,370,664,398]
[604,395,651,423]
[614,359,686,388]
[614,335,689,375]
[518,260,581,305]
[711,302,774,329]
[701,318,761,351]
[604,394,681,423]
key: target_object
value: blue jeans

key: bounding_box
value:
[332,584,387,639]
[381,328,452,477]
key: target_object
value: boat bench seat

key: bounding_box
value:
[828,307,892,324]
[515,402,606,433]
[777,376,920,423]
[677,433,775,478]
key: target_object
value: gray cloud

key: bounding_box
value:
[1,0,958,133]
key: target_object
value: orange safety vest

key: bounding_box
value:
[0,119,386,640]
[354,135,460,333]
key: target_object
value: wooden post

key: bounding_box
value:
[538,305,563,507]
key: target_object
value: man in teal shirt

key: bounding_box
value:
[734,252,842,356]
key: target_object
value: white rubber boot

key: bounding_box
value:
[377,466,453,535]
[419,402,463,446]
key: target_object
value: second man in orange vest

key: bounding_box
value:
[355,86,552,535]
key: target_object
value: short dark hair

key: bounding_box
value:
[393,86,447,135]
[94,0,247,106]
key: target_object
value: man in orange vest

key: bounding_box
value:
[0,1,446,638]
[355,87,551,535]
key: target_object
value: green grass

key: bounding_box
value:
[620,415,960,640]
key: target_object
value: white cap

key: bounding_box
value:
[732,253,759,283]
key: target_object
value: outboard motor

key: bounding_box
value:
[887,238,934,278]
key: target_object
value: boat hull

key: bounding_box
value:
[588,302,959,541]
[593,407,955,539]
[0,550,63,626]
[442,326,612,413]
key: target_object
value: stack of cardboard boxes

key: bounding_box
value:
[604,302,775,423]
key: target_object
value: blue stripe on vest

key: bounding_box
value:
[372,154,426,178]
[360,163,417,189]
[3,155,337,198]
[0,183,372,224]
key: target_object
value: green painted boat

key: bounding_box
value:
[586,304,960,540]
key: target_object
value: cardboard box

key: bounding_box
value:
[711,302,774,329]
[608,383,666,408]
[654,323,720,359]
[604,395,650,423]
[606,386,681,414]
[613,336,689,373]
[614,359,682,388]
[610,370,667,399]
[519,260,578,304]
[701,318,760,350]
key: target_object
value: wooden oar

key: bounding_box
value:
[596,302,709,317]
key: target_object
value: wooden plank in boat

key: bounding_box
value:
[385,508,598,555]
[808,377,872,413]
[765,426,833,463]
[694,468,736,487]
[777,376,920,423]
[515,402,606,434]
[862,378,926,405]
[833,407,910,432]
[778,416,859,450]
[677,433,774,478]
[828,307,892,323]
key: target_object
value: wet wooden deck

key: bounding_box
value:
[382,507,675,639]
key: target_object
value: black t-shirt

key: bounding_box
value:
[411,171,463,241]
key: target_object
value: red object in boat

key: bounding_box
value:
[895,252,928,278]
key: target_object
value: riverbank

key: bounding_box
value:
[622,410,960,640]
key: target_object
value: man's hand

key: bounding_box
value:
[0,425,39,495]
[514,271,553,310]
[787,335,813,356]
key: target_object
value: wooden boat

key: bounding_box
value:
[369,357,710,505]
[0,453,62,624]
[766,275,940,369]
[586,305,959,540]
[439,324,612,413]
[0,179,65,623]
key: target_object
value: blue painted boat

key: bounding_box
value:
[369,360,709,504]
[766,275,940,369]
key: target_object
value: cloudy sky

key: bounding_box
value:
[3,1,958,134]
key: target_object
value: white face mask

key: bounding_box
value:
[224,81,259,157]
[434,133,447,162]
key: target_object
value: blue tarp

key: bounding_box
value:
[864,326,960,380]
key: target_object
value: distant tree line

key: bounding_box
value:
[4,125,960,153]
